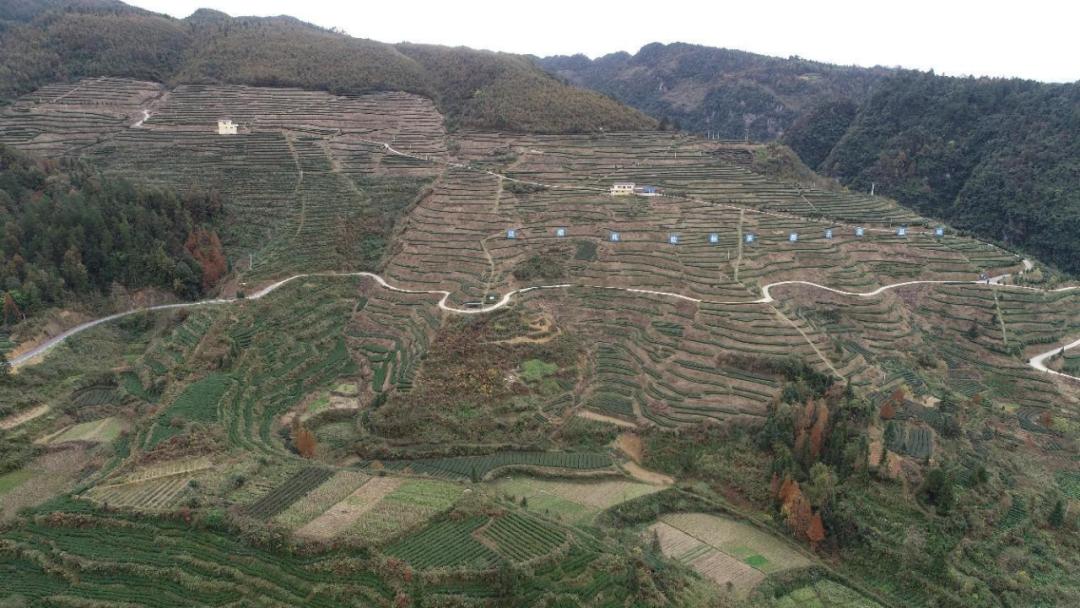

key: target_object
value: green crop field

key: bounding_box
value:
[244,467,335,519]
[386,516,500,570]
[274,470,370,529]
[348,479,465,544]
[147,373,232,447]
[369,451,615,480]
[479,511,566,562]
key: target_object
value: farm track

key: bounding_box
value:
[8,136,1079,383]
[0,404,49,429]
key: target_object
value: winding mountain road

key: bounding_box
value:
[1029,336,1080,378]
[10,135,1078,382]
[10,270,1079,383]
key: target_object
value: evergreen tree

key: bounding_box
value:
[920,469,955,515]
[966,322,979,340]
[1049,499,1066,529]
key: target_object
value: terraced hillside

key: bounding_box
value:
[0,79,443,274]
[2,76,1079,608]
[4,78,1074,433]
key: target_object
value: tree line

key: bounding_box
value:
[0,144,225,323]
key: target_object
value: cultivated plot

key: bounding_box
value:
[648,512,811,596]
[494,476,664,522]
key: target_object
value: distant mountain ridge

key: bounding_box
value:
[0,0,655,133]
[540,42,892,141]
[540,43,1080,274]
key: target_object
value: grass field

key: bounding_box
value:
[0,470,34,496]
[295,476,403,540]
[494,476,664,522]
[43,417,124,445]
[651,520,766,595]
[1,450,89,521]
[0,404,49,430]
[661,512,810,574]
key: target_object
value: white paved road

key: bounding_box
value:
[11,270,1079,383]
[10,137,1078,381]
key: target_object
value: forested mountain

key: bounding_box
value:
[540,43,1080,274]
[0,1,655,133]
[815,73,1080,274]
[539,43,891,141]
[0,144,224,320]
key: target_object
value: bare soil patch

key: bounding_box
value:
[576,410,637,429]
[294,476,402,541]
[615,432,644,462]
[0,405,49,430]
[622,461,674,486]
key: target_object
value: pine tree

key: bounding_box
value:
[1049,499,1066,528]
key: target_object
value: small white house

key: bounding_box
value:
[610,182,635,196]
[217,119,237,135]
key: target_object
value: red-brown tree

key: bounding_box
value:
[185,228,228,290]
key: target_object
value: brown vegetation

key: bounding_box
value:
[185,229,227,290]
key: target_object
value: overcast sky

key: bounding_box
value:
[128,0,1079,83]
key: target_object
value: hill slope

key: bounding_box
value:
[0,1,655,133]
[1,82,1078,606]
[539,43,1080,274]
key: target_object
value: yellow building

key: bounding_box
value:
[217,119,237,135]
[610,182,635,196]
